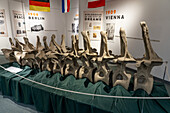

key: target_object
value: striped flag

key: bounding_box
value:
[62,0,71,13]
[88,0,105,8]
[29,0,50,12]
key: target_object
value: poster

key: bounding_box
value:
[0,9,8,37]
[106,23,115,40]
[71,14,79,34]
[27,12,45,32]
[83,11,103,40]
[13,10,26,37]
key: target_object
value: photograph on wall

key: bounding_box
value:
[83,11,103,40]
[106,23,115,40]
[31,24,44,32]
[72,23,75,33]
[0,9,8,37]
[13,10,26,37]
[77,24,79,33]
[71,13,79,34]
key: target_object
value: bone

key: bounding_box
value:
[13,38,33,65]
[75,35,79,51]
[134,21,163,94]
[46,53,65,74]
[117,28,135,62]
[71,35,78,56]
[36,36,44,51]
[81,31,93,54]
[22,52,35,67]
[78,66,95,82]
[35,50,47,70]
[9,38,15,46]
[23,37,35,50]
[1,49,15,62]
[51,59,60,73]
[111,28,135,89]
[134,62,154,94]
[57,56,69,75]
[93,31,114,85]
[78,53,96,82]
[64,57,80,78]
[60,34,67,53]
[9,38,19,51]
[140,21,162,62]
[49,35,58,52]
[51,34,62,53]
[43,36,49,51]
[14,51,26,65]
[94,58,112,85]
[112,63,131,90]
[14,37,24,51]
[100,31,111,58]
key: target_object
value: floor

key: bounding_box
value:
[0,92,40,113]
[0,55,40,113]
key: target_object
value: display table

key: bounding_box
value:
[0,62,170,113]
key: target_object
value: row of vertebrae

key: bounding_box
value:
[2,21,163,94]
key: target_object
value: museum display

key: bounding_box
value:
[1,21,163,94]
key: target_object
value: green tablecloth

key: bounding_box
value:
[0,62,170,113]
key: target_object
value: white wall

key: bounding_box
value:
[0,0,13,54]
[65,0,79,47]
[79,0,104,51]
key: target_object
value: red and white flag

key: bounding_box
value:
[88,0,105,8]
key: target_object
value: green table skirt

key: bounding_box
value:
[0,62,170,113]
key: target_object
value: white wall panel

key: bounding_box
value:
[0,0,13,54]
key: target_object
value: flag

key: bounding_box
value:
[62,0,71,13]
[29,0,50,12]
[88,0,105,8]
